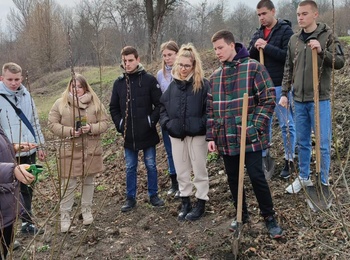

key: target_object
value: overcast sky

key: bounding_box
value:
[0,0,264,23]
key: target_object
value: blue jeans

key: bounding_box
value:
[263,87,296,160]
[124,146,159,198]
[294,100,332,185]
[161,127,176,175]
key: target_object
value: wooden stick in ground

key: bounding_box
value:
[232,93,249,258]
[312,48,321,173]
[259,48,264,65]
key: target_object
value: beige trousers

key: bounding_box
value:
[60,175,95,212]
[170,135,209,201]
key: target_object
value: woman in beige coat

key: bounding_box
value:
[48,74,108,232]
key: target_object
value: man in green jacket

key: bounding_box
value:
[280,0,345,194]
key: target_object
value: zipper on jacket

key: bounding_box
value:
[129,78,136,150]
[302,43,307,102]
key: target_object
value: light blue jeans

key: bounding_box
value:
[263,86,296,160]
[294,100,332,185]
[124,146,159,198]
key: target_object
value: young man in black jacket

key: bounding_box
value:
[109,46,164,212]
[248,0,296,179]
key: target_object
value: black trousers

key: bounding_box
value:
[17,153,36,224]
[0,224,13,259]
[223,151,275,218]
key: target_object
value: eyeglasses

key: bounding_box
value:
[178,63,192,70]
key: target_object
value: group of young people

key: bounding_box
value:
[0,0,345,257]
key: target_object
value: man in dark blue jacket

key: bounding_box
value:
[248,0,296,179]
[110,46,164,212]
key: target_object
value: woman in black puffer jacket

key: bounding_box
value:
[160,43,210,222]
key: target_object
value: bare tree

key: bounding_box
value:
[144,0,181,62]
[226,3,256,44]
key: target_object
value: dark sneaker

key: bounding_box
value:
[280,160,295,179]
[229,215,250,232]
[21,222,44,235]
[121,198,136,212]
[150,195,165,207]
[264,216,283,239]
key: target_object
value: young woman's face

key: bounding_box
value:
[70,80,85,97]
[162,49,177,67]
[177,56,193,80]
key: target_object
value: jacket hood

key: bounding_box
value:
[234,43,250,61]
[0,81,25,96]
[120,63,145,75]
[297,22,330,39]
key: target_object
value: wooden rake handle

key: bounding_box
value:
[312,48,321,173]
[236,93,249,223]
[259,48,264,65]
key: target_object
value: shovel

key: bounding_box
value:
[305,48,332,212]
[232,93,249,259]
[259,48,275,180]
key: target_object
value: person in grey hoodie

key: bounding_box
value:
[0,62,46,235]
[157,40,180,198]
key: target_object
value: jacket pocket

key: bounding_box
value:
[236,114,260,145]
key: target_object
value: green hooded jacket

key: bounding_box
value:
[282,22,345,102]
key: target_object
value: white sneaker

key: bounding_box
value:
[61,211,71,233]
[286,177,313,194]
[82,207,93,225]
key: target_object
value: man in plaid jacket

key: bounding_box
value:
[207,29,283,239]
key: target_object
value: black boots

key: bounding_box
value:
[280,159,295,179]
[185,199,206,221]
[178,197,192,220]
[168,174,180,198]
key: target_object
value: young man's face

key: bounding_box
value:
[212,38,236,63]
[122,54,140,73]
[0,70,23,91]
[257,7,276,28]
[297,4,318,30]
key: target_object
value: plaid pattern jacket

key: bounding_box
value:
[207,50,276,156]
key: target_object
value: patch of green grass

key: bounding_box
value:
[207,152,219,163]
[37,245,50,252]
[339,36,350,45]
[96,185,107,191]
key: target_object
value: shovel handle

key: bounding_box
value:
[236,93,249,223]
[259,48,264,65]
[312,48,321,173]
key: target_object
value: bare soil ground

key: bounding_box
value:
[9,48,350,260]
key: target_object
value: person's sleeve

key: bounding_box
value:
[47,99,71,137]
[90,104,109,135]
[31,98,46,146]
[206,79,214,141]
[264,26,293,62]
[0,162,16,183]
[320,33,345,70]
[109,81,123,131]
[281,40,293,96]
[150,77,162,126]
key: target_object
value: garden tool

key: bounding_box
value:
[232,93,248,259]
[306,48,332,212]
[259,48,275,180]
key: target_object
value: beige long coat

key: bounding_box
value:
[48,93,109,178]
